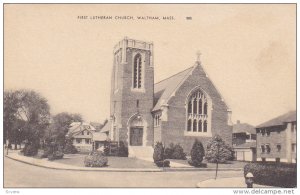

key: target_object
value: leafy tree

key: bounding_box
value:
[44,112,83,147]
[4,90,51,150]
[188,139,205,167]
[206,135,233,179]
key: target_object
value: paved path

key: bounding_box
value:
[4,157,244,187]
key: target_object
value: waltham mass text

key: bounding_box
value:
[77,15,175,20]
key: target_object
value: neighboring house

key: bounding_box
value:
[256,111,296,163]
[100,120,111,137]
[66,122,108,153]
[110,38,233,158]
[232,120,256,161]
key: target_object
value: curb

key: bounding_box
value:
[6,155,243,172]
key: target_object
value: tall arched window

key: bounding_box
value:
[187,119,192,132]
[133,54,142,89]
[193,98,197,114]
[186,89,210,133]
[203,120,207,132]
[193,119,197,132]
[198,120,202,132]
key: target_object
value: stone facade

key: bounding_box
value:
[110,38,233,155]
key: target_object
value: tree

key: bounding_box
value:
[4,90,51,150]
[44,112,83,147]
[205,135,233,179]
[188,139,205,167]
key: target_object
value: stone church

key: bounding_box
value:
[109,37,232,157]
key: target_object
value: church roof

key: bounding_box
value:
[100,120,111,133]
[153,66,195,111]
[256,110,296,128]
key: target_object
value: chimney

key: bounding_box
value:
[237,120,240,124]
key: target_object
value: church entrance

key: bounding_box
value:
[130,127,143,146]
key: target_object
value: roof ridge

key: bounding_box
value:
[154,65,194,85]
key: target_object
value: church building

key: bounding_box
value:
[109,37,233,157]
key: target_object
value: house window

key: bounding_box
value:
[261,129,265,136]
[261,145,265,153]
[266,130,270,136]
[154,113,161,127]
[266,144,271,153]
[85,139,90,144]
[186,89,209,133]
[87,131,89,135]
[277,144,281,152]
[81,131,84,135]
[76,138,81,144]
[133,53,142,89]
[292,143,296,153]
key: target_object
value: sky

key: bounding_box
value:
[4,4,296,126]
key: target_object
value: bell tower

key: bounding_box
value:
[110,37,154,148]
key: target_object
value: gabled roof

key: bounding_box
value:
[256,111,296,128]
[153,66,195,111]
[92,132,108,141]
[67,122,96,137]
[233,123,255,134]
[100,120,111,133]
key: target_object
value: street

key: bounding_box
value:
[4,157,243,188]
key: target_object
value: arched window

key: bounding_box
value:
[203,120,207,132]
[133,54,142,89]
[193,119,197,132]
[187,119,192,132]
[186,89,210,134]
[188,100,192,114]
[193,98,197,114]
[198,99,202,114]
[198,120,202,132]
[204,102,208,115]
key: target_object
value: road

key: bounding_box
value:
[4,157,243,188]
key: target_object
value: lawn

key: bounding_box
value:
[170,159,248,169]
[55,154,158,169]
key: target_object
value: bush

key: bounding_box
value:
[155,160,170,167]
[118,141,128,157]
[188,139,205,167]
[84,150,108,167]
[188,159,207,168]
[153,142,164,163]
[164,143,186,160]
[22,143,38,156]
[206,135,233,163]
[36,149,49,158]
[63,139,78,154]
[244,162,297,188]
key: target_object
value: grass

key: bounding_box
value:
[55,154,158,169]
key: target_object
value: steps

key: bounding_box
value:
[128,146,154,159]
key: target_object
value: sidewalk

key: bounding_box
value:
[196,177,272,188]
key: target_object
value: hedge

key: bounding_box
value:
[244,162,297,188]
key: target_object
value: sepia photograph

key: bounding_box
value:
[2,3,297,189]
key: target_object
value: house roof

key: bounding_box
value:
[67,122,96,136]
[233,123,255,134]
[92,132,108,141]
[233,142,256,149]
[256,110,296,128]
[100,120,111,133]
[153,66,195,111]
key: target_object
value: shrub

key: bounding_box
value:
[205,135,232,163]
[118,141,128,157]
[244,162,296,188]
[36,149,49,159]
[22,143,38,156]
[155,160,170,167]
[153,142,164,163]
[172,144,186,160]
[63,139,78,154]
[103,144,110,156]
[84,150,108,167]
[188,139,205,167]
[164,143,186,160]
